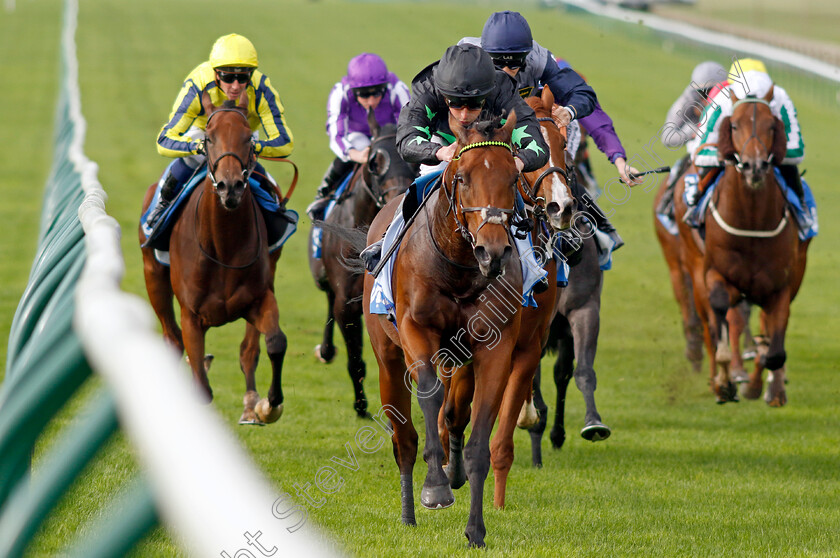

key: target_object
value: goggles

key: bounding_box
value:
[216,70,252,84]
[490,53,527,70]
[353,85,387,98]
[444,95,486,110]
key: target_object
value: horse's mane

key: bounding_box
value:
[379,123,397,136]
[467,115,505,138]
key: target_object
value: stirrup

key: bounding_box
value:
[361,239,384,273]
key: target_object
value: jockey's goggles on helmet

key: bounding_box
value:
[490,53,527,70]
[353,85,387,98]
[444,95,487,110]
[216,69,253,84]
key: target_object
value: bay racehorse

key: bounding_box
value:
[673,86,809,405]
[139,92,286,424]
[308,109,416,418]
[363,113,522,547]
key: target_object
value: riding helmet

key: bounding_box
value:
[434,44,496,97]
[480,11,533,54]
[347,53,389,89]
[209,34,259,69]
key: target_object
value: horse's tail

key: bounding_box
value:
[313,220,368,275]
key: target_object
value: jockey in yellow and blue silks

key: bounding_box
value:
[146,33,294,229]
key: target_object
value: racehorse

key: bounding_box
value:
[673,86,809,405]
[308,110,416,418]
[139,92,286,424]
[481,86,571,508]
[363,112,522,548]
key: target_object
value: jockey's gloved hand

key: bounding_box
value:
[193,139,206,156]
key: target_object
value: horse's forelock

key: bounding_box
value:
[221,99,237,109]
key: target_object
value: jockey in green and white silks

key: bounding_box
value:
[689,59,804,170]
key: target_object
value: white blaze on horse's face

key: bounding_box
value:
[541,126,574,230]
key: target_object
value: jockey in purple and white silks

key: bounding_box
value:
[306,53,410,218]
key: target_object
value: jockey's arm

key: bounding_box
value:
[396,80,444,166]
[157,80,205,158]
[253,74,294,159]
[539,56,597,122]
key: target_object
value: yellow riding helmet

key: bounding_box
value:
[730,58,767,76]
[209,34,258,69]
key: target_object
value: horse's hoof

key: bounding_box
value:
[203,354,214,372]
[444,461,466,490]
[354,398,370,418]
[731,368,750,384]
[401,516,417,526]
[549,428,566,450]
[314,344,335,364]
[420,483,454,509]
[516,400,539,429]
[742,348,757,361]
[581,423,611,442]
[255,399,283,424]
[238,415,266,426]
[741,382,762,400]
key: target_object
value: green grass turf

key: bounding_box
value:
[2,1,840,556]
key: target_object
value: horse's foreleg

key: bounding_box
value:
[569,302,610,442]
[707,274,739,403]
[528,362,548,468]
[180,310,212,402]
[142,253,184,353]
[315,290,337,364]
[443,366,473,491]
[250,293,286,424]
[727,302,750,383]
[335,294,368,417]
[238,323,262,425]
[749,291,790,406]
[491,346,539,508]
[550,329,574,449]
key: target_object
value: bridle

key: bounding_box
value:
[517,116,570,220]
[729,98,776,173]
[204,108,256,188]
[357,132,405,209]
[441,141,517,250]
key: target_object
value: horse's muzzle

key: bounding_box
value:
[546,199,574,230]
[474,244,512,279]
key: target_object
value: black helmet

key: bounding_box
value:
[433,44,496,98]
[481,11,533,54]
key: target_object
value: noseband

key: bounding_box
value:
[445,141,516,248]
[729,98,776,173]
[205,108,256,188]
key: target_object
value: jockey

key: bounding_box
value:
[465,10,630,249]
[306,53,411,219]
[360,43,550,267]
[685,58,806,209]
[145,33,294,230]
[656,60,726,217]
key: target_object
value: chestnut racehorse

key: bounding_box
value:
[673,86,809,405]
[140,92,286,424]
[363,113,522,547]
[308,110,416,417]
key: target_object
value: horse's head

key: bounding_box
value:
[446,110,519,279]
[201,91,255,210]
[718,86,786,189]
[363,110,417,206]
[524,86,574,230]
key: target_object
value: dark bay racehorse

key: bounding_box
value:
[308,110,416,417]
[673,86,810,405]
[363,113,522,548]
[139,92,286,424]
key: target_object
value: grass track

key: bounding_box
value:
[2,1,840,556]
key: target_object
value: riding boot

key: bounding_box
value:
[778,164,806,207]
[145,173,180,231]
[361,238,384,273]
[307,157,355,219]
[657,153,690,217]
[576,183,624,251]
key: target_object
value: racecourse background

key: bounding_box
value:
[1,1,839,556]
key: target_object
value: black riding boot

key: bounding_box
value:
[778,164,806,206]
[145,173,180,231]
[571,164,624,251]
[657,153,690,217]
[307,157,355,219]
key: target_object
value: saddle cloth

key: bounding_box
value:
[309,171,354,259]
[141,163,298,265]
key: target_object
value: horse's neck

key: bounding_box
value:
[429,187,475,265]
[199,182,259,253]
[347,174,378,224]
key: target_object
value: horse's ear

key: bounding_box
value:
[541,85,555,112]
[499,109,517,142]
[201,91,217,116]
[729,87,740,104]
[367,107,380,138]
[771,116,787,165]
[763,84,775,103]
[449,112,469,146]
[717,116,736,162]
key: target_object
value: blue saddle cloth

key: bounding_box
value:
[141,162,298,262]
[310,171,354,259]
[369,170,550,324]
[679,168,817,241]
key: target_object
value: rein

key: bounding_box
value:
[518,116,569,218]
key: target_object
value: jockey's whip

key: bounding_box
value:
[628,166,670,180]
